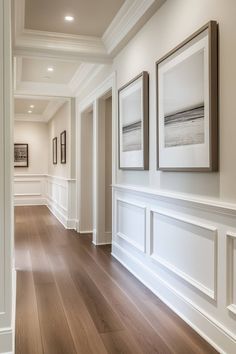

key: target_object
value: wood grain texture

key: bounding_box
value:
[15,206,219,354]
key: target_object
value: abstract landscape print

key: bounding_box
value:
[157,22,218,171]
[119,72,149,170]
[163,47,205,149]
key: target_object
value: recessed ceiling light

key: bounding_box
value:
[47,67,54,72]
[64,15,74,22]
[28,110,32,114]
[30,105,34,108]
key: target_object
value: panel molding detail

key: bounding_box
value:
[150,208,218,300]
[116,198,146,253]
[227,231,236,315]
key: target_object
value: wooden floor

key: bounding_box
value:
[15,206,218,354]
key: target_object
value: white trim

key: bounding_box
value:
[113,184,236,216]
[112,242,235,354]
[226,231,236,315]
[103,0,165,55]
[79,230,93,234]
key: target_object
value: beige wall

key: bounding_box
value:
[14,121,48,174]
[48,100,72,178]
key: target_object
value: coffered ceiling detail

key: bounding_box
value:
[13,0,165,97]
[14,96,68,122]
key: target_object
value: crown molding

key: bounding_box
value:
[103,0,166,56]
[42,98,68,122]
[14,81,72,97]
[15,113,45,122]
[69,63,107,97]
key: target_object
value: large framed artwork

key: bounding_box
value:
[118,71,149,170]
[14,143,29,168]
[52,137,57,165]
[60,130,66,164]
[156,21,218,171]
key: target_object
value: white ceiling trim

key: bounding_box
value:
[15,114,46,122]
[15,81,72,97]
[42,99,68,122]
[69,63,106,96]
[103,0,166,56]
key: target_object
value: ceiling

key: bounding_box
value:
[13,0,165,107]
[14,96,68,122]
[15,98,50,114]
[25,0,125,36]
[21,58,80,84]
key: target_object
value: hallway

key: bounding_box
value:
[15,206,217,354]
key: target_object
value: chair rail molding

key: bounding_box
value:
[112,184,236,354]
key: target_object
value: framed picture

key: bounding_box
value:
[14,144,29,168]
[52,137,57,165]
[60,130,66,164]
[118,71,149,170]
[156,21,218,171]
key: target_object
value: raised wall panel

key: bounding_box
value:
[116,199,146,252]
[14,179,42,196]
[227,232,236,315]
[150,209,217,299]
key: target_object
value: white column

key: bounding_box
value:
[0,1,14,353]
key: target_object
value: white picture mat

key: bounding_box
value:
[158,34,210,169]
[119,76,144,168]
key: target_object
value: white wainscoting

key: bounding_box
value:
[46,175,76,229]
[14,174,47,205]
[112,184,236,354]
[227,232,236,315]
[14,174,77,230]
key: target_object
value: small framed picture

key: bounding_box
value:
[118,71,149,170]
[156,21,218,171]
[14,143,29,168]
[52,137,57,165]
[60,130,66,164]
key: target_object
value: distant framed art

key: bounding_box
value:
[14,143,29,168]
[118,71,149,170]
[52,137,57,164]
[156,21,218,171]
[60,130,66,164]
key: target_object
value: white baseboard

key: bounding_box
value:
[92,240,112,246]
[80,230,93,234]
[112,242,235,354]
[46,201,76,230]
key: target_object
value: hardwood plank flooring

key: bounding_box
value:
[15,206,218,354]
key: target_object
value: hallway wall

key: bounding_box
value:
[14,99,77,228]
[48,100,72,179]
[14,121,48,175]
[76,0,236,353]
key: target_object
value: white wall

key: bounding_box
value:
[76,0,236,352]
[48,100,73,179]
[113,0,236,203]
[14,121,48,174]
